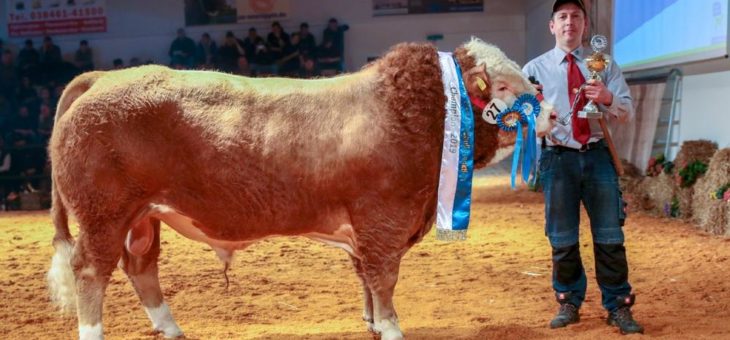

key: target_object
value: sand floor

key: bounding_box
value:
[2,176,729,339]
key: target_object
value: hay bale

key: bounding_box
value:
[692,148,730,235]
[671,140,718,219]
[674,140,717,169]
[642,172,674,216]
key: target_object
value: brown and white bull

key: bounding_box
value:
[47,38,554,340]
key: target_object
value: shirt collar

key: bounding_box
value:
[551,45,586,64]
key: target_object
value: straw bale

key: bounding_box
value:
[642,172,674,216]
[674,140,717,169]
[692,148,730,235]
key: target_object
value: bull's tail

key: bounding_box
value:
[47,180,77,314]
[47,72,101,315]
[54,71,102,122]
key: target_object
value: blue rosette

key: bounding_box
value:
[513,93,541,119]
[495,108,526,132]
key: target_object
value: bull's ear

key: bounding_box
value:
[464,63,490,98]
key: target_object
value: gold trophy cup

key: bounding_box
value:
[578,35,610,119]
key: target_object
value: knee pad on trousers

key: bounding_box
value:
[594,243,629,286]
[552,243,582,285]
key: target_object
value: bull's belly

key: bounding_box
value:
[126,203,361,260]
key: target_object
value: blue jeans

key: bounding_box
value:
[540,142,632,312]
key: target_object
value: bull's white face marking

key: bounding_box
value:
[79,323,103,340]
[144,303,183,338]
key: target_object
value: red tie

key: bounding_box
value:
[566,53,591,145]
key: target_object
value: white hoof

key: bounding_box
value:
[374,319,403,340]
[79,323,103,340]
[145,303,184,338]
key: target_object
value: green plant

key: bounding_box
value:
[677,161,708,187]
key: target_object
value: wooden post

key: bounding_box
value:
[598,118,624,177]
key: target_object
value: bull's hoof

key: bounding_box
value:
[373,319,403,340]
[380,328,404,340]
[154,326,184,339]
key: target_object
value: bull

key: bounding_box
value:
[47,38,554,340]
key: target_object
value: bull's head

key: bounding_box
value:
[455,38,556,167]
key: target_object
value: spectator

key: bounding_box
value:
[267,21,290,66]
[129,57,142,67]
[112,58,124,69]
[74,40,94,72]
[1,50,18,101]
[16,76,38,107]
[38,87,56,111]
[317,18,349,76]
[299,55,317,79]
[278,33,301,77]
[217,31,245,74]
[169,28,196,69]
[9,105,38,146]
[243,27,274,76]
[39,36,63,82]
[195,32,218,69]
[17,39,40,81]
[298,22,317,57]
[0,137,14,210]
[235,56,251,77]
[37,103,54,144]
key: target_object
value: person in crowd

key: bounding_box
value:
[195,32,218,69]
[112,58,124,69]
[278,33,301,77]
[522,0,643,334]
[299,55,318,78]
[37,103,54,144]
[235,56,252,77]
[297,22,317,57]
[1,50,18,102]
[39,36,63,82]
[317,34,342,77]
[217,31,245,74]
[267,21,290,69]
[243,27,275,76]
[17,39,40,82]
[15,76,38,107]
[321,17,349,72]
[74,40,94,72]
[169,28,196,69]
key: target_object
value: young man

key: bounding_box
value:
[522,0,643,334]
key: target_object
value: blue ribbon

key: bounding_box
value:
[451,57,475,231]
[499,93,541,189]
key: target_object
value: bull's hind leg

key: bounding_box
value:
[361,252,405,340]
[120,218,183,338]
[350,255,375,332]
[72,218,127,340]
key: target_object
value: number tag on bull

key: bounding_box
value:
[481,98,508,124]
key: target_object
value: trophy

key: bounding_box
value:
[578,35,610,119]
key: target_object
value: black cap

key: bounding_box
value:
[552,0,586,17]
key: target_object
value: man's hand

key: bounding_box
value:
[584,79,613,105]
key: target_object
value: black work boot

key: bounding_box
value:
[550,292,580,329]
[607,294,644,334]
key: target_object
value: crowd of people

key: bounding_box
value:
[0,18,349,210]
[169,18,349,77]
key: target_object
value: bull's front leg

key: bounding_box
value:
[361,252,404,340]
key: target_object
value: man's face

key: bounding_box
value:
[550,4,586,48]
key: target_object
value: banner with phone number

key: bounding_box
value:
[7,0,107,38]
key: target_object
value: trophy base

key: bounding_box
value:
[578,110,603,119]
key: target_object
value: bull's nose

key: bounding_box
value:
[550,111,557,120]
